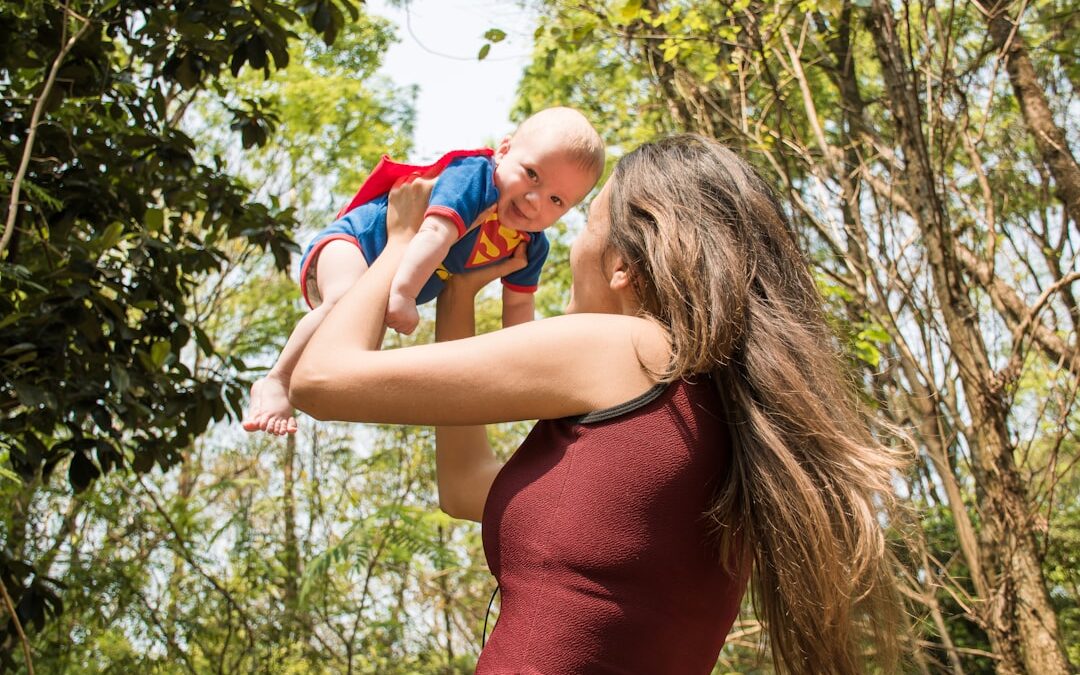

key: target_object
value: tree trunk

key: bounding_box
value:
[166,453,194,641]
[436,525,455,668]
[637,0,702,134]
[899,355,987,599]
[866,3,1071,673]
[977,0,1080,231]
[283,433,300,626]
[821,4,989,611]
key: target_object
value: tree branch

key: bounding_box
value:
[0,579,34,675]
[1,7,93,260]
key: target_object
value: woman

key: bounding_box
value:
[291,135,905,673]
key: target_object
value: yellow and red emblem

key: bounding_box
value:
[466,212,527,268]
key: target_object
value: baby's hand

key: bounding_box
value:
[386,291,420,335]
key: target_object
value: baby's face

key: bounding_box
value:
[492,133,596,233]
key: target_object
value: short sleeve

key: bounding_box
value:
[426,156,499,237]
[502,232,550,293]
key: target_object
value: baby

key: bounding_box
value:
[243,107,605,434]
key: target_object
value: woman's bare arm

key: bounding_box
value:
[292,311,666,425]
[290,176,669,429]
[431,254,523,521]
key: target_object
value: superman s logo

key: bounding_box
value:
[467,214,526,268]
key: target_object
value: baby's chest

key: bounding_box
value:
[443,212,525,272]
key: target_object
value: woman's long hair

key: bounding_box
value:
[607,135,906,673]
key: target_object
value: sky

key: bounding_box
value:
[366,0,540,162]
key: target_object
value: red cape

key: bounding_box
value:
[336,148,495,218]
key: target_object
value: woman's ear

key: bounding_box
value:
[608,257,631,291]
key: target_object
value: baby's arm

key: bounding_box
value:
[386,214,458,334]
[501,287,535,328]
[500,234,547,329]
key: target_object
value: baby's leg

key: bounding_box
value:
[243,240,368,435]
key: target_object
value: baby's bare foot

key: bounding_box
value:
[386,293,420,335]
[242,374,298,435]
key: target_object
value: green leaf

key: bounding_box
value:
[0,312,24,331]
[94,222,124,252]
[14,382,48,408]
[312,1,331,33]
[0,463,21,484]
[854,340,881,368]
[145,208,164,232]
[478,43,491,60]
[110,366,130,394]
[859,324,891,344]
[3,342,36,356]
[484,28,506,43]
[150,340,171,369]
[612,0,644,23]
[194,325,214,356]
[702,61,722,82]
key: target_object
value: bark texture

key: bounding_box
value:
[867,2,1071,672]
[977,0,1080,230]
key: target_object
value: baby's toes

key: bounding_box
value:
[255,412,273,432]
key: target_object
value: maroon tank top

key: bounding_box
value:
[478,378,747,674]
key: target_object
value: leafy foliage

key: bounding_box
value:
[513,0,1080,670]
[0,0,362,661]
[1,0,1077,672]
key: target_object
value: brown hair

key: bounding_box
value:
[607,134,906,673]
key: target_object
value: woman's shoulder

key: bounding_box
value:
[541,312,668,357]
[531,312,671,392]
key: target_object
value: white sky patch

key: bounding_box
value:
[367,0,540,161]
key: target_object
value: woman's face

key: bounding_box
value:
[567,180,624,315]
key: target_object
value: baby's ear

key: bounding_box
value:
[495,135,512,159]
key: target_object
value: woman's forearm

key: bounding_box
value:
[434,278,479,343]
[434,281,503,521]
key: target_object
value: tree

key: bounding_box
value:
[0,0,365,665]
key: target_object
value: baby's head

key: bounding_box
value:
[492,107,605,232]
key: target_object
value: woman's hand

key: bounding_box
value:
[436,245,526,341]
[445,244,527,299]
[386,170,437,244]
[436,245,526,343]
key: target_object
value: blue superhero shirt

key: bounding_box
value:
[299,152,550,308]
